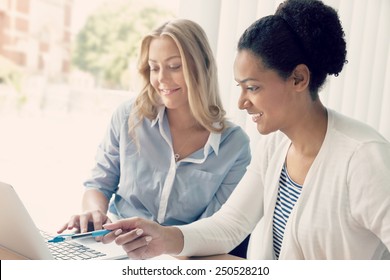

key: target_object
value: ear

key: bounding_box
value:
[291,64,310,91]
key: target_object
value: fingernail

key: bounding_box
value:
[136,229,143,236]
[114,229,122,236]
[145,236,152,242]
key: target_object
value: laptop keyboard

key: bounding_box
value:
[41,231,107,260]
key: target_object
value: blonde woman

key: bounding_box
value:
[59,19,251,255]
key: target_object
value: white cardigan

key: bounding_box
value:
[178,109,390,259]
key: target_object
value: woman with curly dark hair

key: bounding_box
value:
[101,0,390,260]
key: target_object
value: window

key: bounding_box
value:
[0,0,179,231]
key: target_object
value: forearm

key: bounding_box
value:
[82,189,109,213]
[177,163,264,256]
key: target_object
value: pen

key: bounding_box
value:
[48,229,112,243]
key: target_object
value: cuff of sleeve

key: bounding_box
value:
[173,225,193,256]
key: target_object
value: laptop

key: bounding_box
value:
[0,181,128,260]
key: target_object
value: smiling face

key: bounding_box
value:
[148,35,189,110]
[234,50,295,135]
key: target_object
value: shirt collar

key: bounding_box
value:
[150,106,165,127]
[151,106,221,156]
[207,131,220,156]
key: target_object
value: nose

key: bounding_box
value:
[238,95,251,110]
[158,68,169,83]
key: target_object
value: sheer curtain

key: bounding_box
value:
[179,0,390,145]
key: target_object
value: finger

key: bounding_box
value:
[115,228,144,246]
[79,214,91,233]
[122,236,153,259]
[105,217,112,224]
[101,228,122,244]
[126,245,148,260]
[103,221,126,231]
[104,217,141,231]
[57,222,70,234]
[137,237,153,259]
[67,215,81,231]
[90,212,105,241]
[92,211,103,231]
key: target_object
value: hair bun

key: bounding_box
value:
[276,0,347,76]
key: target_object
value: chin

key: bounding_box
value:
[256,125,274,136]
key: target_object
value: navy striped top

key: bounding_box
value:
[273,164,303,259]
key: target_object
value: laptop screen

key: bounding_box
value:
[0,181,53,259]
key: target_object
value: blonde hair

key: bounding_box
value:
[128,19,226,138]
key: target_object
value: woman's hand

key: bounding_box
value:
[58,189,111,238]
[57,210,111,235]
[102,217,184,259]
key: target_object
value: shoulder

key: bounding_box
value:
[329,109,388,146]
[220,120,250,145]
[110,98,135,124]
[326,110,390,174]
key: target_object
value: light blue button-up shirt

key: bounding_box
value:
[84,99,251,226]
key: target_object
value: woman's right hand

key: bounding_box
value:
[102,217,184,259]
[57,210,111,234]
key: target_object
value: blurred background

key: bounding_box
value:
[0,0,179,230]
[0,0,389,231]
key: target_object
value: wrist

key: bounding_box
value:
[164,226,184,255]
[82,190,109,213]
[81,207,106,214]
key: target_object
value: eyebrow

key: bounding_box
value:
[235,78,258,83]
[148,55,181,63]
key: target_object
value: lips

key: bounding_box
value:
[251,112,263,122]
[160,88,180,95]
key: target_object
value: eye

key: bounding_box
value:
[247,86,259,92]
[235,83,260,92]
[149,66,158,72]
[169,64,181,70]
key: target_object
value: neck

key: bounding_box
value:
[283,100,328,157]
[166,107,200,131]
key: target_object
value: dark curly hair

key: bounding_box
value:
[237,0,347,100]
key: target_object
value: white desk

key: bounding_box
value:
[0,245,242,260]
[0,245,28,260]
